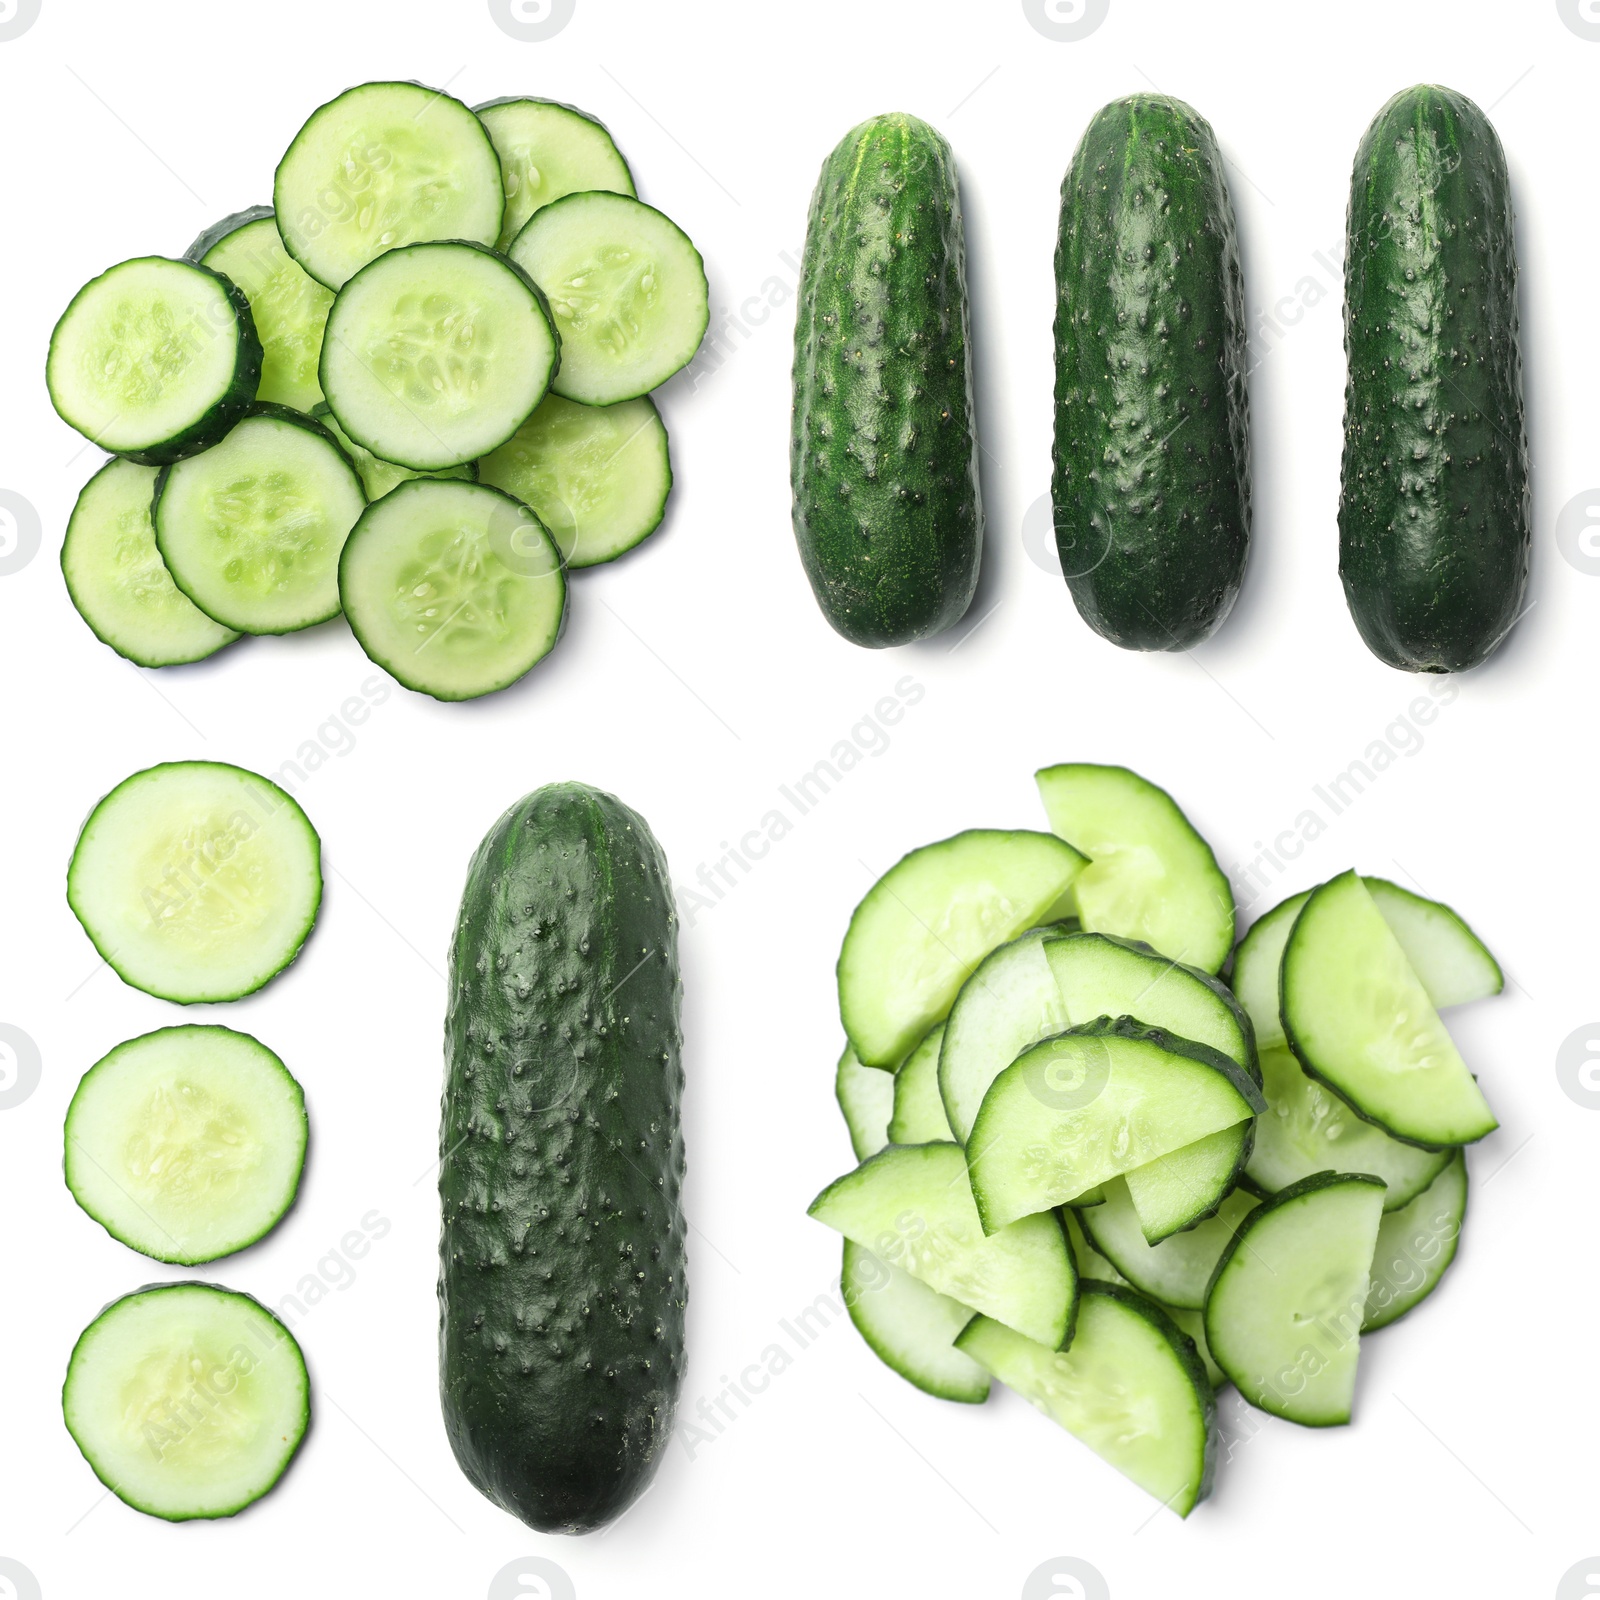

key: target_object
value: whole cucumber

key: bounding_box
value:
[1052,95,1251,651]
[1339,85,1529,672]
[790,113,983,647]
[438,782,686,1534]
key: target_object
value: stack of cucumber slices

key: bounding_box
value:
[60,760,326,1519]
[813,763,1501,1518]
[50,82,707,701]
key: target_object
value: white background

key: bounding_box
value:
[0,0,1595,1595]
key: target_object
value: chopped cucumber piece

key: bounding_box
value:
[64,1026,307,1264]
[842,1241,990,1404]
[1204,1172,1386,1427]
[47,257,262,463]
[339,479,568,701]
[1081,1178,1257,1310]
[957,1287,1216,1518]
[312,402,476,498]
[189,208,333,411]
[1364,1151,1467,1332]
[1035,763,1234,973]
[967,1018,1263,1232]
[890,1025,952,1144]
[475,97,636,251]
[154,405,366,634]
[840,831,1087,1070]
[61,458,239,667]
[1232,891,1309,1051]
[63,1283,308,1520]
[477,394,671,567]
[1281,872,1497,1146]
[1062,1206,1124,1282]
[274,80,504,289]
[1246,1044,1451,1210]
[808,1143,1076,1348]
[67,761,322,1004]
[835,1045,893,1161]
[510,191,709,405]
[1363,877,1503,1008]
[1125,1124,1254,1244]
[1164,1304,1227,1390]
[322,240,558,471]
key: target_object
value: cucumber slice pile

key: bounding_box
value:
[63,1283,309,1520]
[50,80,705,698]
[64,1026,307,1264]
[811,761,1502,1515]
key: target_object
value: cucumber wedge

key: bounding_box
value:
[1035,764,1233,973]
[839,830,1087,1070]
[274,81,504,289]
[842,1241,990,1404]
[312,403,476,499]
[966,1019,1263,1232]
[510,191,709,405]
[835,1045,893,1161]
[1281,872,1497,1147]
[1364,1151,1467,1332]
[154,405,366,634]
[1124,1124,1254,1245]
[61,458,239,667]
[1232,892,1309,1052]
[475,97,636,251]
[957,1287,1216,1518]
[321,240,559,471]
[338,479,568,702]
[476,394,672,568]
[808,1143,1076,1348]
[189,208,333,411]
[1081,1178,1257,1310]
[63,1283,309,1520]
[67,761,322,1004]
[1362,878,1503,1009]
[889,1025,952,1144]
[1204,1172,1385,1427]
[64,1026,307,1264]
[48,257,262,464]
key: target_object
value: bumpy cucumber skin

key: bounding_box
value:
[439,783,686,1535]
[790,114,983,647]
[1052,96,1250,651]
[1339,86,1528,673]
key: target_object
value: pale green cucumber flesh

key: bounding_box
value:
[1362,877,1503,1008]
[1124,1123,1252,1243]
[835,1045,894,1162]
[1082,1178,1256,1310]
[313,404,476,498]
[890,1024,952,1144]
[1364,1151,1467,1332]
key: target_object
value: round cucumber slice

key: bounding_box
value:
[153,405,366,634]
[47,257,262,463]
[475,97,636,251]
[339,479,568,701]
[274,80,504,290]
[61,458,239,667]
[63,1283,309,1520]
[510,191,709,405]
[65,1026,307,1265]
[477,394,671,567]
[67,761,322,1004]
[312,403,476,499]
[321,241,558,470]
[190,208,333,412]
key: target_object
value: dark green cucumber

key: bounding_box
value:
[790,113,982,647]
[1338,85,1528,673]
[1051,95,1250,651]
[439,783,686,1535]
